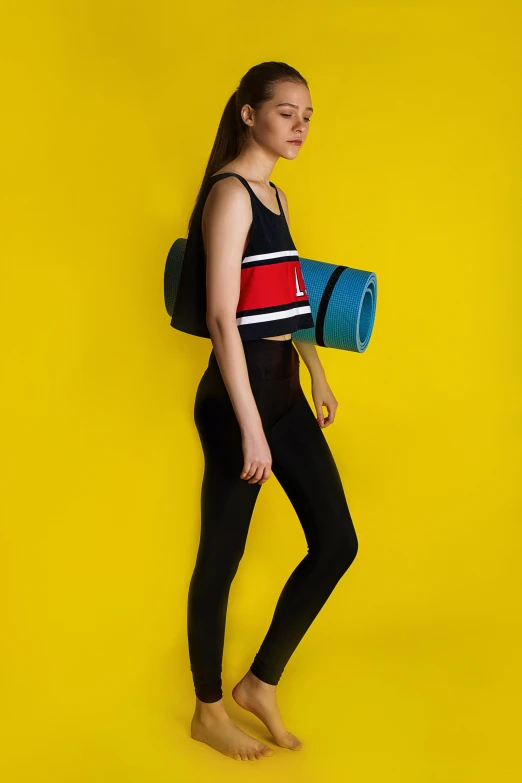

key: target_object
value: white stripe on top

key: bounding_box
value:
[242,249,299,265]
[236,304,312,326]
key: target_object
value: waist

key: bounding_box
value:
[209,337,299,380]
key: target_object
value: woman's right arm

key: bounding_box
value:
[202,177,272,485]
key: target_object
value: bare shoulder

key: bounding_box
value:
[201,176,252,257]
[203,175,251,217]
[275,185,290,223]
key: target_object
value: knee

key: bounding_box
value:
[190,543,246,596]
[326,528,358,574]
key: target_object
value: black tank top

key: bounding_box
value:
[170,172,314,341]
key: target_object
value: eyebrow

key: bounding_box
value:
[275,102,314,113]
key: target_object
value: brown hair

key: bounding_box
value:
[186,61,308,233]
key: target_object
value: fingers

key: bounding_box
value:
[255,465,272,485]
[318,402,338,427]
[240,462,271,484]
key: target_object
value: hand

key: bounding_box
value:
[311,374,338,428]
[240,426,272,484]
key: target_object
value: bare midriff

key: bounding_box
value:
[261,334,293,341]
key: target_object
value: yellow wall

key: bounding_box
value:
[2,1,520,780]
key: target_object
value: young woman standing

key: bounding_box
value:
[173,62,358,762]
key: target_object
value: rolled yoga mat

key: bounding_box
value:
[165,238,377,352]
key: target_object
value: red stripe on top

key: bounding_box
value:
[238,260,308,312]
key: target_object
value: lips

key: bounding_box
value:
[288,140,302,146]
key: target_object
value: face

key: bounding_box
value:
[242,81,313,159]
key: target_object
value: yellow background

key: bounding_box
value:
[2,1,520,780]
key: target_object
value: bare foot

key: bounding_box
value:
[190,696,275,761]
[232,670,302,750]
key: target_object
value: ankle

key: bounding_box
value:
[194,696,228,721]
[246,669,277,691]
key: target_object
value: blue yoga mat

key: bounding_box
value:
[165,238,377,352]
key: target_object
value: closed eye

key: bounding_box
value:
[281,113,311,122]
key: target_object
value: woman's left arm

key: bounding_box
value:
[293,341,338,428]
[277,187,338,428]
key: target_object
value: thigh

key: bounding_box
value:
[267,391,357,552]
[194,356,287,477]
[194,363,262,554]
[197,461,261,565]
[194,361,252,479]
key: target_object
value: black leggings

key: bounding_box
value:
[188,337,358,702]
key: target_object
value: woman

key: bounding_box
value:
[179,62,358,761]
